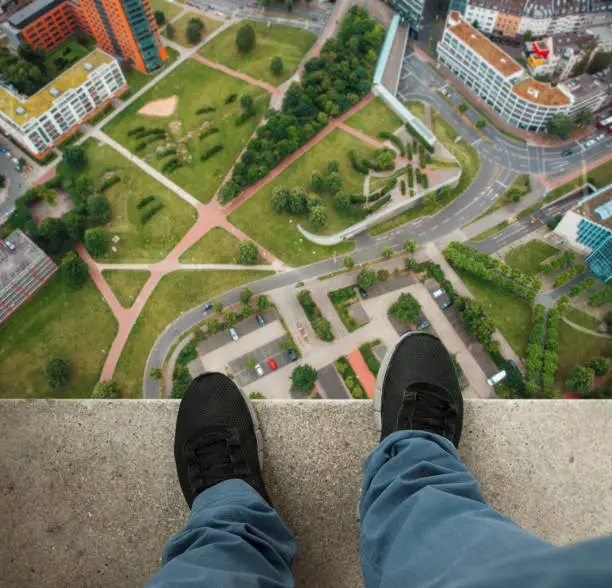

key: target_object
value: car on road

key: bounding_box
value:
[267,357,278,371]
[201,301,213,313]
[255,363,264,377]
[229,327,239,341]
[0,147,5,153]
[3,239,15,251]
[561,149,573,156]
[432,288,445,299]
[418,320,431,330]
[358,287,368,299]
[287,348,298,361]
[440,300,453,310]
[530,217,541,224]
[256,314,265,327]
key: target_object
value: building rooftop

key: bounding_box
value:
[7,0,65,28]
[0,49,113,125]
[513,77,572,105]
[551,32,595,53]
[2,399,612,587]
[576,184,612,230]
[0,229,46,291]
[561,72,610,101]
[447,12,523,78]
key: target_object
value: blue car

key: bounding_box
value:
[418,321,431,330]
[0,147,6,153]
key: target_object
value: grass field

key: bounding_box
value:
[588,160,612,189]
[44,36,96,80]
[151,0,183,23]
[199,20,316,85]
[0,275,117,398]
[346,98,403,139]
[102,270,151,307]
[59,140,195,262]
[167,12,222,47]
[404,100,427,125]
[457,269,533,358]
[104,59,268,203]
[229,128,373,265]
[543,160,612,206]
[505,240,558,275]
[114,269,273,396]
[564,307,602,332]
[557,320,612,392]
[122,46,180,100]
[179,227,249,264]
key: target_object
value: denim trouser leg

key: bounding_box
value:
[146,478,295,588]
[360,430,612,588]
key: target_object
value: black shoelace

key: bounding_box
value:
[399,386,459,439]
[185,428,250,494]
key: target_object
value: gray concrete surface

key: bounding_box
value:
[317,364,350,399]
[2,400,612,588]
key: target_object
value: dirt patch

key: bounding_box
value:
[29,191,75,227]
[138,96,178,117]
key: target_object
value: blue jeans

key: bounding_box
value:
[147,432,612,587]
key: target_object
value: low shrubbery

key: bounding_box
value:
[378,131,404,156]
[553,264,585,288]
[524,304,547,396]
[201,144,223,161]
[335,356,367,399]
[161,157,183,173]
[140,203,164,225]
[297,289,334,341]
[541,309,559,396]
[199,127,219,140]
[328,285,365,332]
[99,175,120,192]
[590,285,612,306]
[359,340,381,376]
[541,251,574,274]
[196,106,216,115]
[137,195,156,209]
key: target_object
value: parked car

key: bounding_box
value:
[432,288,446,299]
[255,363,264,377]
[562,149,573,156]
[5,151,11,158]
[358,287,368,299]
[267,357,278,371]
[3,239,15,251]
[0,147,6,153]
[201,301,213,313]
[418,320,431,330]
[287,348,298,361]
[229,327,239,341]
[440,300,453,310]
[256,314,265,327]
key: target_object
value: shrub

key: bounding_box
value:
[45,357,70,389]
[199,128,219,140]
[140,203,164,224]
[378,131,405,155]
[98,174,120,192]
[291,364,318,393]
[224,93,238,104]
[137,195,156,209]
[60,251,88,288]
[349,150,371,174]
[196,106,216,115]
[156,147,177,159]
[333,192,351,210]
[400,179,406,195]
[84,228,109,256]
[236,23,256,54]
[128,126,145,136]
[201,144,223,161]
[161,157,183,173]
[311,171,325,192]
[219,180,241,203]
[270,56,284,76]
[589,285,612,307]
[368,194,391,213]
[377,269,389,282]
[237,241,259,265]
[309,205,328,229]
[405,120,434,153]
[92,380,121,398]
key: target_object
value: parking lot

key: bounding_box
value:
[229,336,295,387]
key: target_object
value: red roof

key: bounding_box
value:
[347,350,376,399]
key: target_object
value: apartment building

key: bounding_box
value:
[526,32,595,80]
[2,0,166,73]
[0,49,127,157]
[437,13,610,131]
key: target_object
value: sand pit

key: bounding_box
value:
[138,96,178,117]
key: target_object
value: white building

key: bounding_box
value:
[0,49,126,158]
[587,23,612,51]
[437,12,610,132]
[465,2,499,34]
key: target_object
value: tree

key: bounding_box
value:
[381,246,394,260]
[236,23,256,54]
[63,211,86,242]
[84,228,110,257]
[587,357,612,377]
[291,364,318,393]
[63,146,86,170]
[476,119,486,129]
[547,114,573,139]
[326,172,343,194]
[565,366,595,394]
[404,239,416,254]
[458,102,469,114]
[224,310,237,325]
[87,194,111,225]
[575,108,594,128]
[92,380,121,398]
[343,255,355,270]
[604,311,612,332]
[246,358,257,371]
[213,301,224,314]
[523,30,533,41]
[471,19,480,28]
[257,295,271,312]
[150,367,162,380]
[240,287,254,306]
[357,268,376,290]
[186,17,204,44]
[377,269,389,282]
[61,251,88,288]
[39,217,68,254]
[310,171,325,192]
[45,357,70,389]
[327,160,339,173]
[333,192,350,211]
[240,93,254,112]
[312,316,334,341]
[154,10,166,26]
[237,241,259,265]
[270,56,284,76]
[285,0,293,11]
[166,22,175,39]
[389,292,421,324]
[309,205,328,229]
[587,51,612,75]
[279,339,293,352]
[35,184,56,205]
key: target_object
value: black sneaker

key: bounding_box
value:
[174,372,269,508]
[374,332,463,447]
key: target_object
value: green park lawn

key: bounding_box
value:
[346,98,403,139]
[229,128,374,265]
[104,59,268,203]
[102,270,151,307]
[0,274,117,398]
[114,269,273,396]
[564,307,601,332]
[557,320,612,392]
[588,160,612,189]
[167,12,221,47]
[179,227,250,264]
[59,140,195,262]
[150,0,183,24]
[504,240,558,276]
[456,269,533,358]
[199,20,316,85]
[121,46,180,100]
[405,100,427,125]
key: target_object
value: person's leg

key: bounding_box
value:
[147,373,295,588]
[361,332,612,588]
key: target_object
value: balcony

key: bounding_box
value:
[1,399,611,587]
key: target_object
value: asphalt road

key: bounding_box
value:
[0,138,28,220]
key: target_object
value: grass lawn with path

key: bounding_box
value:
[456,268,533,358]
[0,275,117,398]
[504,240,558,276]
[179,227,253,264]
[121,46,180,100]
[151,0,183,24]
[229,128,376,265]
[104,59,268,203]
[59,140,195,262]
[199,20,316,85]
[564,307,602,332]
[346,97,403,139]
[114,269,273,397]
[102,270,151,307]
[557,320,612,392]
[166,12,221,47]
[404,100,427,125]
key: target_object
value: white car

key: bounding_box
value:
[229,327,239,341]
[432,288,446,299]
[255,363,264,377]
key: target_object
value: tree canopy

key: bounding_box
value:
[236,23,256,54]
[291,364,318,393]
[61,251,88,288]
[389,292,421,324]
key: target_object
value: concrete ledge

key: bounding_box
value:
[2,400,612,587]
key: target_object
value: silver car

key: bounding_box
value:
[229,327,239,341]
[255,363,264,377]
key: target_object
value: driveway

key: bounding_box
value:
[317,364,350,399]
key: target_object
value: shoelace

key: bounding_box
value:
[185,428,249,494]
[399,387,458,439]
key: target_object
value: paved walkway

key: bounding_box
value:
[347,349,375,398]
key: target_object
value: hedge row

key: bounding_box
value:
[349,150,371,174]
[359,341,381,376]
[541,251,574,274]
[156,147,177,159]
[199,127,219,140]
[589,285,612,306]
[553,264,585,288]
[524,304,547,396]
[405,120,434,153]
[196,106,216,115]
[542,309,560,397]
[297,289,334,342]
[137,195,156,209]
[201,144,223,162]
[99,175,120,192]
[141,203,164,225]
[161,157,182,173]
[378,131,405,156]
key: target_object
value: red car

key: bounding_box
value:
[267,357,278,371]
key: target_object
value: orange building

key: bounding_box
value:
[5,0,166,73]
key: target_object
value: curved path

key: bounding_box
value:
[561,316,612,339]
